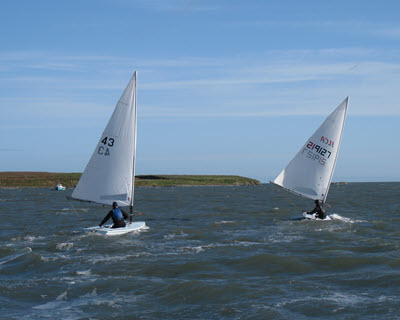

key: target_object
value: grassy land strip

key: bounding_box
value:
[135,175,261,187]
[0,172,82,188]
[0,172,260,188]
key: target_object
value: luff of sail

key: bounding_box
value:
[272,97,348,202]
[71,72,138,206]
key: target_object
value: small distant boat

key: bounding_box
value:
[69,71,146,235]
[55,182,66,191]
[271,97,349,220]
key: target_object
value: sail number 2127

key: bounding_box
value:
[98,137,115,156]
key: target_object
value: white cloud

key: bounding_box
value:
[372,27,400,38]
[1,48,400,122]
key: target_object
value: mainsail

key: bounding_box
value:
[272,97,348,203]
[71,72,138,207]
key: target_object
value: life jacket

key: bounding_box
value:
[112,208,123,222]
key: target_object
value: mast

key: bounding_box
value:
[322,96,348,203]
[130,71,137,222]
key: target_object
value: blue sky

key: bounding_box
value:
[1,0,399,182]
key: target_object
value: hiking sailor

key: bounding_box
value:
[307,199,327,219]
[99,202,129,228]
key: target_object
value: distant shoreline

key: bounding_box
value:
[0,172,261,188]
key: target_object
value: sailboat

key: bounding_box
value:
[55,181,66,190]
[271,97,349,220]
[70,71,146,235]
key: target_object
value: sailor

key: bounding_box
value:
[307,199,327,219]
[99,202,129,228]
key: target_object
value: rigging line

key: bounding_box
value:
[69,200,87,228]
[270,183,303,213]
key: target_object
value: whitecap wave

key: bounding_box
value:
[164,231,189,240]
[330,213,366,223]
[76,269,91,276]
[10,235,46,245]
[215,220,236,225]
[32,300,64,310]
[234,240,263,247]
[56,291,68,301]
[56,243,74,251]
[82,288,97,297]
[178,246,205,253]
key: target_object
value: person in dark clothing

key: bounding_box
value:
[99,202,129,228]
[307,199,327,219]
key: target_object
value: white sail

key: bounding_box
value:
[273,97,348,202]
[71,72,138,207]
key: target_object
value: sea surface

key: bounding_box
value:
[1,183,399,319]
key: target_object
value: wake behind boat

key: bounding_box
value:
[69,71,146,234]
[271,97,349,220]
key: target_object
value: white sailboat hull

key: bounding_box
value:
[303,212,331,221]
[86,221,147,235]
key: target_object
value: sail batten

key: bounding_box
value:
[272,97,348,202]
[71,72,138,207]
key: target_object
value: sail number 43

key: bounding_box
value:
[98,137,115,156]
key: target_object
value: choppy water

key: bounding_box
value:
[1,183,399,319]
